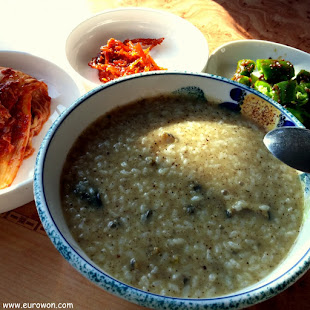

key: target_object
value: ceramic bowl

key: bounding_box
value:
[0,50,83,213]
[34,71,310,310]
[65,8,209,88]
[205,39,310,79]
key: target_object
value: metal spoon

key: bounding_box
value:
[263,127,310,173]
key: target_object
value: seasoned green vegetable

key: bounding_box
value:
[232,59,256,86]
[286,106,310,125]
[232,75,252,86]
[254,80,273,97]
[256,59,294,82]
[231,58,310,128]
[272,80,297,105]
[296,69,310,83]
[235,59,256,76]
[250,73,259,84]
[295,83,309,105]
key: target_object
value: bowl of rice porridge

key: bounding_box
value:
[34,71,310,310]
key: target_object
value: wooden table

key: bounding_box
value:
[1,0,309,309]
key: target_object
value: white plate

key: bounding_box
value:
[66,7,209,88]
[0,51,83,213]
[205,39,310,79]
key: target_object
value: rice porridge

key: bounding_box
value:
[60,94,304,298]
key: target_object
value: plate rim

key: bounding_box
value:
[0,49,84,213]
[65,6,209,87]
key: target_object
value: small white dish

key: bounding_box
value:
[65,7,209,88]
[205,39,310,79]
[0,50,83,213]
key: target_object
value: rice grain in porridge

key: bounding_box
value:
[60,94,304,298]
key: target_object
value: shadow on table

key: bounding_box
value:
[212,0,310,53]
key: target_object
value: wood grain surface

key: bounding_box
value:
[1,0,310,309]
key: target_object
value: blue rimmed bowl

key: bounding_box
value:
[34,72,310,310]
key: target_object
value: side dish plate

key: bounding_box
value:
[205,39,310,79]
[66,7,209,88]
[0,50,83,213]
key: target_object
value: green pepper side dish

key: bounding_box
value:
[286,106,310,125]
[272,80,297,105]
[295,83,309,105]
[256,59,295,83]
[254,80,273,97]
[232,75,252,87]
[231,58,310,128]
[232,59,256,87]
[296,70,310,84]
[235,59,256,76]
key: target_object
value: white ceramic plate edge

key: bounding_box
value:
[65,7,209,88]
[0,50,84,213]
[205,39,310,79]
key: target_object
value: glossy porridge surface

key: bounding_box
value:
[61,94,303,298]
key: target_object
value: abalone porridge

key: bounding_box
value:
[60,94,304,298]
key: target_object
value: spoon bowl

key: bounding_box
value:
[264,127,310,173]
